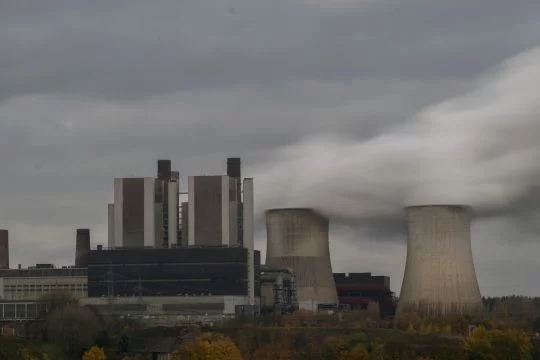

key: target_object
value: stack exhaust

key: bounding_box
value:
[266,208,338,310]
[75,229,91,268]
[0,230,9,269]
[397,205,483,318]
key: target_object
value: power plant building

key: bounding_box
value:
[109,160,180,249]
[397,205,483,317]
[187,176,239,247]
[266,208,338,310]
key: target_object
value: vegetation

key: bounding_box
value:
[0,295,539,359]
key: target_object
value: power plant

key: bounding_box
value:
[266,208,338,310]
[397,205,483,317]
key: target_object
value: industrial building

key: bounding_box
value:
[260,266,297,314]
[266,208,338,311]
[85,246,260,319]
[109,160,179,249]
[0,265,87,301]
[397,205,483,318]
[186,158,243,248]
[334,273,395,317]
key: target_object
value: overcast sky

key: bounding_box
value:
[1,0,540,296]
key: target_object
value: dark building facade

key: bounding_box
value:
[87,247,260,298]
[334,273,395,317]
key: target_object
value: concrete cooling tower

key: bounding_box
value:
[397,205,483,318]
[266,208,338,310]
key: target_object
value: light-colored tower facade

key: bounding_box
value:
[266,208,338,310]
[397,205,483,317]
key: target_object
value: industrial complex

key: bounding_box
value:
[0,157,487,325]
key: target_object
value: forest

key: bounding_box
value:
[1,294,540,359]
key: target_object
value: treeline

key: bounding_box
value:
[2,292,540,359]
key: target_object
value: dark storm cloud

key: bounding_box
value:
[0,0,539,294]
[1,0,539,101]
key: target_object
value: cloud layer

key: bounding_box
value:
[1,0,539,295]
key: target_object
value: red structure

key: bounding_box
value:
[334,273,395,317]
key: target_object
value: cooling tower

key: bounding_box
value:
[266,208,338,310]
[0,230,9,269]
[397,205,483,318]
[75,229,91,268]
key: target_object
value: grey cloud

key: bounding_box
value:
[0,0,539,295]
[1,0,539,101]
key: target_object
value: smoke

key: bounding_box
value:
[253,47,540,226]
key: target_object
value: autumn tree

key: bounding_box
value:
[171,332,242,360]
[82,346,106,360]
[339,344,370,360]
[464,326,533,360]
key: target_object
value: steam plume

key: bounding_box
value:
[253,47,540,225]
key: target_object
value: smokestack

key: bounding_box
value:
[0,230,9,269]
[157,159,172,181]
[226,157,241,178]
[266,208,338,311]
[397,205,483,318]
[75,229,91,268]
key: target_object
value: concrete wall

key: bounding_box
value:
[266,209,338,307]
[397,205,483,317]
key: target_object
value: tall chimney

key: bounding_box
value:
[157,159,172,181]
[226,157,241,178]
[0,230,9,269]
[75,229,90,268]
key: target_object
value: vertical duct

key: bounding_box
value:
[75,229,90,268]
[0,230,9,269]
[180,202,189,247]
[266,208,338,310]
[227,157,243,246]
[243,178,255,305]
[397,205,483,318]
[107,204,115,248]
[168,173,179,247]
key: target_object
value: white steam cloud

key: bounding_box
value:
[253,47,540,224]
